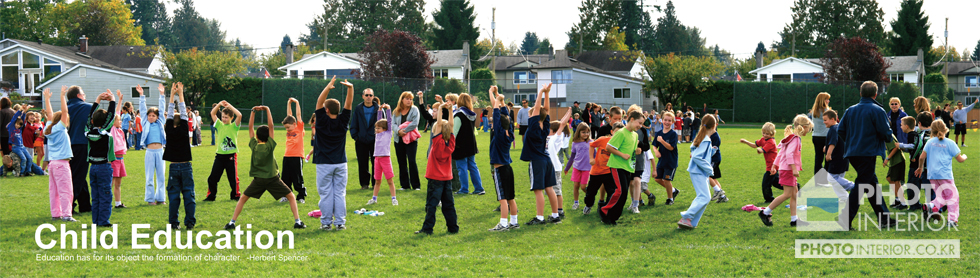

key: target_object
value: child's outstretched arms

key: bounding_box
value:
[317,76,337,110]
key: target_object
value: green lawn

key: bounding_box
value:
[2,126,977,276]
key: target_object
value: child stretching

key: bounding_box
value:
[110,90,128,209]
[653,111,681,205]
[367,102,397,206]
[416,102,459,235]
[44,87,76,221]
[916,120,966,227]
[583,122,622,214]
[206,99,243,201]
[521,83,562,226]
[281,98,307,203]
[758,115,812,227]
[565,122,592,211]
[487,86,520,231]
[740,122,781,203]
[547,108,573,218]
[162,83,196,230]
[313,76,354,231]
[678,114,717,229]
[225,106,306,230]
[85,90,117,227]
[137,84,166,206]
[600,110,643,225]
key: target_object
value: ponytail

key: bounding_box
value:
[692,114,716,148]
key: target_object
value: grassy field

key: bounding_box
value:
[1,126,977,277]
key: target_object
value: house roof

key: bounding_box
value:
[480,55,551,70]
[62,45,156,69]
[758,56,921,74]
[749,57,823,74]
[941,61,980,75]
[481,51,643,82]
[1,39,161,80]
[282,49,469,70]
[37,63,165,90]
[573,51,637,72]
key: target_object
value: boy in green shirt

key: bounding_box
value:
[600,110,643,225]
[225,106,306,230]
[206,100,243,201]
[884,133,907,209]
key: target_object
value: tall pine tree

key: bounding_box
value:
[520,32,540,55]
[565,0,620,55]
[888,0,937,72]
[431,0,480,54]
[776,0,885,57]
[971,40,980,61]
[127,0,172,46]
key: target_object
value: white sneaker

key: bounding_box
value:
[298,199,305,204]
[572,202,580,210]
[630,206,640,214]
[278,197,287,203]
[366,198,377,205]
[392,199,399,206]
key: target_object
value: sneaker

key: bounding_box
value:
[473,191,486,195]
[414,230,432,235]
[559,211,566,219]
[948,221,958,228]
[231,197,239,201]
[224,223,235,230]
[366,198,377,205]
[489,223,509,232]
[392,199,399,206]
[715,194,729,203]
[583,206,592,215]
[298,199,305,204]
[677,218,694,229]
[320,224,332,231]
[293,222,307,229]
[547,216,562,224]
[414,188,420,191]
[170,224,181,230]
[455,191,469,195]
[185,224,195,230]
[525,217,548,226]
[572,202,580,210]
[894,203,908,210]
[492,205,500,212]
[508,223,520,230]
[279,197,287,203]
[114,203,127,209]
[673,189,680,198]
[147,202,157,206]
[335,224,346,230]
[203,198,216,202]
[758,211,773,226]
[630,206,640,214]
[711,190,721,201]
[665,199,674,205]
[397,188,406,191]
[791,220,809,227]
[61,217,78,222]
[438,201,442,207]
[647,194,656,207]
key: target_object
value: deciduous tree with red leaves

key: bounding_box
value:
[359,29,434,91]
[820,37,891,86]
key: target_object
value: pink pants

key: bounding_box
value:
[48,160,73,218]
[929,179,959,223]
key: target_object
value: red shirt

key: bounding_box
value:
[425,134,456,181]
[756,137,777,171]
[674,118,682,130]
[23,123,41,148]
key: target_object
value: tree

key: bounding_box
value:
[520,32,540,55]
[536,38,553,55]
[298,17,324,51]
[888,0,937,73]
[931,46,962,63]
[820,37,890,84]
[565,0,620,55]
[170,0,211,50]
[127,0,171,46]
[644,53,723,105]
[159,47,250,106]
[601,27,628,51]
[431,0,480,56]
[470,68,496,104]
[973,40,980,61]
[303,0,426,53]
[475,38,509,56]
[0,0,55,43]
[46,0,145,46]
[653,1,705,56]
[776,0,885,58]
[756,42,767,54]
[280,35,293,53]
[359,30,434,91]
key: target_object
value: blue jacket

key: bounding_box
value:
[687,136,715,176]
[67,97,93,145]
[349,103,378,143]
[139,94,167,146]
[837,97,892,159]
[888,109,909,144]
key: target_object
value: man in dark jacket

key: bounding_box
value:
[837,81,896,230]
[66,86,94,213]
[349,89,378,190]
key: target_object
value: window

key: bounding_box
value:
[772,74,791,82]
[326,69,357,78]
[614,88,631,99]
[513,71,536,84]
[966,76,978,88]
[890,73,905,82]
[22,52,39,69]
[433,69,449,78]
[552,70,572,84]
[131,87,149,98]
[513,94,530,104]
[289,70,298,78]
[303,70,324,79]
[1,53,17,65]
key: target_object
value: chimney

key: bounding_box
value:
[285,44,294,64]
[462,41,469,58]
[554,50,569,63]
[79,35,88,53]
[917,48,925,93]
[755,51,763,69]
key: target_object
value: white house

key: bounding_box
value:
[750,52,924,85]
[277,42,471,82]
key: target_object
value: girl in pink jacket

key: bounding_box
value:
[758,115,812,227]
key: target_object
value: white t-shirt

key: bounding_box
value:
[547,133,569,170]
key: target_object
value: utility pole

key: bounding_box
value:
[322,21,331,52]
[944,17,948,82]
[491,7,496,72]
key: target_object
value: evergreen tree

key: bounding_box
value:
[565,0,620,55]
[280,35,293,53]
[520,32,540,55]
[756,42,767,54]
[888,0,937,72]
[972,40,980,61]
[431,0,480,55]
[127,0,172,46]
[776,0,885,58]
[536,38,553,55]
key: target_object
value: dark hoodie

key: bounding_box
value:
[452,107,478,159]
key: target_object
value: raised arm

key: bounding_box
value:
[265,106,274,139]
[316,76,337,110]
[248,107,257,138]
[59,86,69,126]
[156,83,166,120]
[559,105,572,126]
[341,79,354,111]
[175,82,187,121]
[43,88,54,120]
[542,83,552,112]
[210,101,221,123]
[286,98,294,118]
[225,102,242,126]
[488,86,498,109]
[432,103,443,135]
[293,98,302,124]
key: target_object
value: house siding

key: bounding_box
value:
[40,67,164,110]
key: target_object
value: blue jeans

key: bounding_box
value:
[132,132,143,150]
[454,155,483,193]
[89,163,113,226]
[482,116,489,132]
[422,179,459,233]
[12,145,42,175]
[167,163,196,227]
[680,173,711,227]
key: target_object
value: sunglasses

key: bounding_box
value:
[364,94,374,97]
[890,103,899,106]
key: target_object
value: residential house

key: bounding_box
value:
[749,51,925,85]
[941,61,980,105]
[277,42,472,83]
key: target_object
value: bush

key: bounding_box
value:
[731,81,873,123]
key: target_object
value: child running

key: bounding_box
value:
[110,90,128,209]
[708,120,729,203]
[162,83,196,230]
[281,98,307,204]
[739,122,781,203]
[677,114,717,229]
[44,87,76,222]
[487,86,520,231]
[916,120,966,227]
[367,102,397,206]
[565,122,592,211]
[653,111,681,205]
[416,102,459,235]
[521,83,562,226]
[313,76,354,231]
[626,105,649,213]
[583,122,622,214]
[85,90,117,227]
[225,105,306,230]
[206,99,243,201]
[821,110,854,200]
[600,110,643,225]
[758,115,812,227]
[137,84,166,206]
[902,112,933,211]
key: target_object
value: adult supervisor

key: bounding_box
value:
[66,86,93,213]
[809,92,831,175]
[349,88,379,190]
[952,99,978,147]
[836,81,896,230]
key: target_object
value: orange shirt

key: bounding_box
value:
[589,136,612,175]
[284,122,305,157]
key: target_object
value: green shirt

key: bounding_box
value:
[249,137,278,178]
[885,134,906,167]
[606,128,639,172]
[215,121,240,154]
